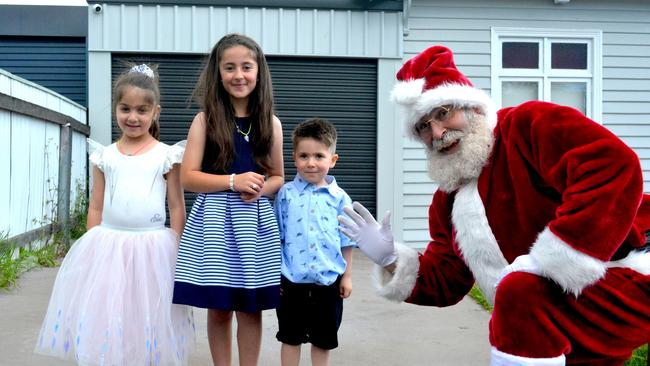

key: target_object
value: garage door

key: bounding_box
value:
[0,36,87,106]
[112,54,377,215]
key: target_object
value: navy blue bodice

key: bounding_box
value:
[229,117,258,174]
[201,117,260,174]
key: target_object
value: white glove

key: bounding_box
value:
[338,201,397,267]
[494,254,543,289]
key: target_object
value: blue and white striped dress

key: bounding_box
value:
[173,118,282,312]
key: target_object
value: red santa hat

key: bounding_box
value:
[391,45,497,131]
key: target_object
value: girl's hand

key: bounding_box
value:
[233,172,265,195]
[240,190,263,203]
[340,275,352,299]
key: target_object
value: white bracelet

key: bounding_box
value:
[229,173,235,191]
[229,173,236,191]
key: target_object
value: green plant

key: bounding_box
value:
[0,235,21,289]
[0,241,62,291]
[625,344,648,366]
[0,143,90,291]
[0,189,84,291]
[32,242,58,267]
[468,285,647,364]
[468,285,492,312]
[69,180,89,241]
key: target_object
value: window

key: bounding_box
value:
[491,28,602,122]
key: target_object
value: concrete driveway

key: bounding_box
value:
[0,249,491,366]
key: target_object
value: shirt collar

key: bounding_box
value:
[292,174,341,196]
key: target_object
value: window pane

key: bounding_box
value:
[551,43,587,69]
[551,82,586,115]
[502,81,538,108]
[502,42,539,69]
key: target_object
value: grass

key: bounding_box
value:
[625,345,648,366]
[0,235,59,290]
[468,285,648,365]
[0,188,88,291]
[468,285,493,312]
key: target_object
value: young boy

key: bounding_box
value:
[274,117,355,366]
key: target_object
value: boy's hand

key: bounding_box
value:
[338,202,397,267]
[340,276,352,298]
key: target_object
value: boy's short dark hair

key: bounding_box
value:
[292,117,338,152]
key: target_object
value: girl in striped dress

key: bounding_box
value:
[173,33,284,366]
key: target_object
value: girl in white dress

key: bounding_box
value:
[35,64,194,366]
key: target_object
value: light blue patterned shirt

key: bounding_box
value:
[274,174,355,285]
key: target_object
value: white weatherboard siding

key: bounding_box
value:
[0,69,87,238]
[401,0,650,248]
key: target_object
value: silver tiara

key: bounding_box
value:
[129,64,155,79]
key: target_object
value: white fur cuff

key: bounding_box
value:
[529,227,606,297]
[607,249,650,275]
[491,347,566,366]
[374,242,420,302]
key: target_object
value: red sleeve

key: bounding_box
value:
[406,190,475,307]
[503,101,644,261]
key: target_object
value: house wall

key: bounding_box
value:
[401,0,650,247]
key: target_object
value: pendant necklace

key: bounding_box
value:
[234,120,252,142]
[118,138,155,156]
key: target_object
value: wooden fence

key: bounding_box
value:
[0,68,89,245]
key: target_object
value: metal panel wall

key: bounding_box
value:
[90,4,402,59]
[0,36,87,106]
[111,54,377,214]
[270,57,378,214]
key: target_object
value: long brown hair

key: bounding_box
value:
[112,63,161,139]
[193,33,275,173]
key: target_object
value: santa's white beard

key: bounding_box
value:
[426,112,494,192]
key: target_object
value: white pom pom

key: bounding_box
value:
[390,78,425,106]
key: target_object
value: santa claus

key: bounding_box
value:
[338,45,650,365]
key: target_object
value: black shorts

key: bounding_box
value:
[275,275,343,350]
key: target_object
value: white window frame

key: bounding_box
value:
[491,27,602,123]
[500,77,543,106]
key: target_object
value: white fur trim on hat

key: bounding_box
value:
[392,81,498,136]
[529,227,606,297]
[374,242,420,302]
[415,83,497,127]
[390,78,426,106]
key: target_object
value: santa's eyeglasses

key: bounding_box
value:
[413,105,453,137]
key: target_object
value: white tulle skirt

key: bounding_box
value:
[34,225,195,366]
